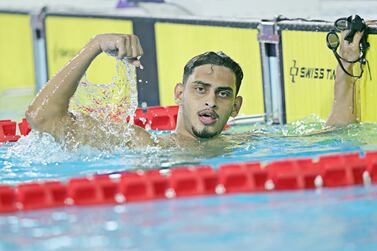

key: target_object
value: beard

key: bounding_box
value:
[192,126,220,139]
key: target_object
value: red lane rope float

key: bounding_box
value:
[1,151,377,214]
[18,118,31,136]
[131,105,178,130]
[0,120,20,142]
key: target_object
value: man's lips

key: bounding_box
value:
[198,110,219,125]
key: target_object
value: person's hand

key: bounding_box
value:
[93,33,144,67]
[339,30,363,62]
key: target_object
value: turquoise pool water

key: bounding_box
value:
[2,120,377,185]
[2,120,377,250]
[0,119,377,184]
[1,186,376,251]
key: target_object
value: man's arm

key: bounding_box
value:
[326,31,364,127]
[26,34,154,146]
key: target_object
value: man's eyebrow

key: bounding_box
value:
[215,87,233,93]
[192,80,234,93]
[192,80,211,86]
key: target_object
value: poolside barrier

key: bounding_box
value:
[0,106,179,142]
[1,151,377,214]
[4,10,377,125]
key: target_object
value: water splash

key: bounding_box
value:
[69,59,138,124]
[121,59,138,127]
[281,115,326,136]
[3,131,108,167]
[67,60,140,146]
[2,60,143,169]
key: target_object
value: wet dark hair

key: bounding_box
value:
[182,51,244,95]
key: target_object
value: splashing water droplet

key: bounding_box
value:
[68,59,139,146]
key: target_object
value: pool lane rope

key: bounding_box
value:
[0,150,377,214]
[1,109,377,213]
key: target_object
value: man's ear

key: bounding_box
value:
[231,96,243,117]
[174,83,184,105]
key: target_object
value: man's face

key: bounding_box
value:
[175,64,243,139]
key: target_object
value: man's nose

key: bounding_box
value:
[205,94,217,108]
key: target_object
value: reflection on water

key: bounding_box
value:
[2,116,377,184]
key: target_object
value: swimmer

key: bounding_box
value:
[26,34,242,149]
[25,29,361,149]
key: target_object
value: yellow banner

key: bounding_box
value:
[359,34,377,122]
[0,13,34,93]
[154,23,264,116]
[45,16,133,84]
[282,30,338,122]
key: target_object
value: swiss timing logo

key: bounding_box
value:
[289,60,336,84]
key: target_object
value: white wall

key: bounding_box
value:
[1,0,377,21]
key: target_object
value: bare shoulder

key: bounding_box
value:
[155,133,179,148]
[39,112,155,149]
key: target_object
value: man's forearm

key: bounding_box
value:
[326,62,356,127]
[26,38,101,127]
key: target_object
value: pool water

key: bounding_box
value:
[2,119,377,185]
[2,119,377,250]
[1,186,376,251]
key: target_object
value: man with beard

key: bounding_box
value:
[25,31,360,149]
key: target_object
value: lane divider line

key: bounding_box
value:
[1,151,377,214]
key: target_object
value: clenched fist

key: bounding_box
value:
[92,33,144,67]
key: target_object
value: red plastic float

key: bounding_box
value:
[0,185,17,213]
[366,152,377,183]
[143,170,169,199]
[317,153,367,187]
[67,178,101,205]
[0,120,20,142]
[18,118,31,136]
[0,150,376,214]
[44,181,67,207]
[128,105,178,130]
